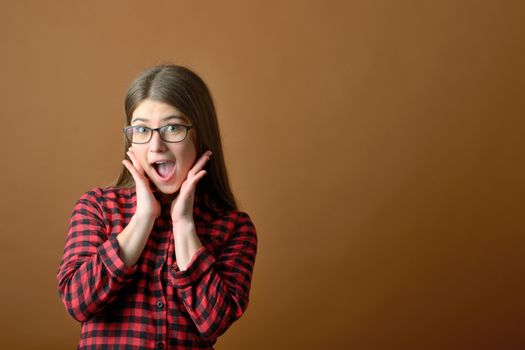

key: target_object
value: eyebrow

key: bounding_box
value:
[131,115,188,124]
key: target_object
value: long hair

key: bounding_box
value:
[109,64,237,210]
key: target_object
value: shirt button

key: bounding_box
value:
[156,301,164,309]
[157,342,165,349]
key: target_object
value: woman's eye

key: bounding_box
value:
[167,125,182,132]
[136,126,148,133]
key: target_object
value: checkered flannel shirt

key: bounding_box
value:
[57,186,257,349]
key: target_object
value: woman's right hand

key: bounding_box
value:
[122,148,161,221]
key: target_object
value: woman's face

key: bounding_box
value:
[129,99,197,194]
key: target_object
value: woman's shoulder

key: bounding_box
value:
[200,193,256,232]
[75,186,135,207]
[194,192,253,225]
[227,208,255,225]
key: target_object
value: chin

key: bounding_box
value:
[154,182,181,195]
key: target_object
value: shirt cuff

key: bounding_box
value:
[169,246,216,288]
[97,234,137,283]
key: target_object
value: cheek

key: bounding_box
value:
[187,130,200,155]
[176,146,197,173]
[130,146,148,166]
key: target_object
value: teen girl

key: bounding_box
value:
[57,64,257,349]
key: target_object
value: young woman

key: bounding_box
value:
[57,64,257,349]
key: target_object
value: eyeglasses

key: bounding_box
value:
[123,124,194,144]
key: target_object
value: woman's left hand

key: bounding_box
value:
[170,150,212,224]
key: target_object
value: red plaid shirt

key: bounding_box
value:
[57,186,257,349]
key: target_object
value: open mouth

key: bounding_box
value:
[151,161,176,181]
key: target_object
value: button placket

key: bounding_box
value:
[152,219,170,349]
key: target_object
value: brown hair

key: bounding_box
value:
[109,64,237,210]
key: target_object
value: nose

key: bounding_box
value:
[148,129,168,152]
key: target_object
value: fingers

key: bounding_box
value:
[190,170,207,185]
[188,151,212,177]
[180,170,207,194]
[123,148,147,185]
[122,159,142,181]
[126,148,145,176]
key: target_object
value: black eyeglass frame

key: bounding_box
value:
[123,124,194,144]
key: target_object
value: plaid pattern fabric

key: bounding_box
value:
[57,186,257,349]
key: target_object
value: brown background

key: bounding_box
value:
[0,1,524,349]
